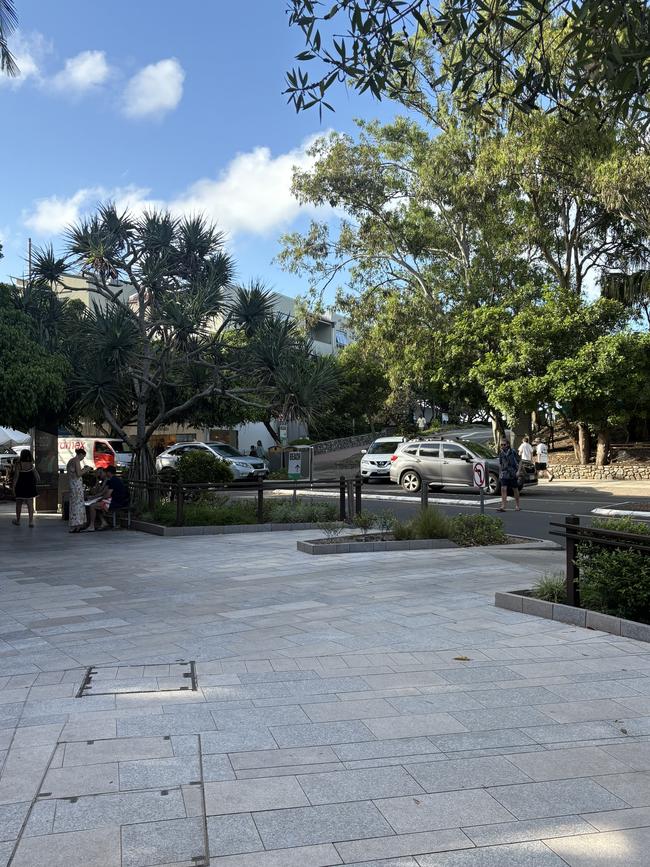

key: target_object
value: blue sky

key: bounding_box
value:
[0,0,400,297]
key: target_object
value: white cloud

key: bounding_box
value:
[51,50,110,94]
[122,58,184,119]
[23,136,331,241]
[0,32,48,87]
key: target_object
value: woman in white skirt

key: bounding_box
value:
[66,447,87,533]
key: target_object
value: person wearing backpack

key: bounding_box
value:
[497,439,521,512]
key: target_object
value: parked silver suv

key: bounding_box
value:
[389,437,537,494]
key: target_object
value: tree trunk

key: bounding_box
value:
[130,442,155,506]
[263,419,281,445]
[595,426,610,467]
[490,412,506,450]
[576,422,591,465]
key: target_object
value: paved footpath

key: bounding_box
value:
[1,517,650,865]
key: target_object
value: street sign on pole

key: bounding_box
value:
[473,460,487,515]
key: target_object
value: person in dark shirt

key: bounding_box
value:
[106,465,129,509]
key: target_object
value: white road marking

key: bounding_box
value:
[271,489,501,506]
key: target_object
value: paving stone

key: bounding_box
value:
[210,705,310,728]
[487,778,628,820]
[374,790,513,834]
[121,817,206,866]
[116,710,217,737]
[405,756,531,793]
[467,687,560,708]
[0,801,30,842]
[207,842,341,866]
[63,735,173,766]
[200,729,278,753]
[298,766,424,805]
[207,813,264,857]
[595,771,650,806]
[53,788,187,833]
[504,746,634,782]
[463,816,598,846]
[363,714,468,740]
[537,699,635,724]
[10,827,121,867]
[333,739,441,762]
[545,826,650,866]
[417,840,569,866]
[448,707,556,731]
[602,741,650,770]
[204,776,310,814]
[431,729,538,753]
[270,721,376,748]
[387,694,484,714]
[253,801,394,849]
[522,721,624,744]
[42,762,119,797]
[433,666,525,685]
[334,829,473,863]
[340,859,418,866]
[582,805,650,831]
[304,699,399,722]
[0,840,12,867]
[119,756,203,789]
[230,746,338,770]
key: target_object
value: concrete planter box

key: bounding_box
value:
[129,519,331,537]
[495,591,650,643]
[297,538,458,555]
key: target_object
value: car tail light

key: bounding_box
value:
[390,455,398,461]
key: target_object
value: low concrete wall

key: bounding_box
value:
[130,519,333,537]
[549,462,650,481]
[495,590,650,642]
[297,538,458,555]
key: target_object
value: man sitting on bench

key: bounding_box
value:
[96,466,130,529]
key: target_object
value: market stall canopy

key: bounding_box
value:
[0,428,31,448]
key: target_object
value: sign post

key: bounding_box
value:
[472,460,487,515]
[287,451,302,480]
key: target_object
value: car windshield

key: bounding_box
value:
[367,441,402,455]
[109,441,132,453]
[462,440,495,459]
[208,444,243,458]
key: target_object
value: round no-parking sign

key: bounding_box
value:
[472,460,487,489]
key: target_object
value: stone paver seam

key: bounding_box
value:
[4,737,61,867]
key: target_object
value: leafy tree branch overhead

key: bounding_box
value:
[285,1,650,127]
[0,0,18,77]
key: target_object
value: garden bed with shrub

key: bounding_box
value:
[297,508,549,555]
[141,495,338,528]
[496,517,650,641]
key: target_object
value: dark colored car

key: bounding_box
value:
[389,437,537,494]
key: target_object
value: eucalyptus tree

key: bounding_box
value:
[31,205,275,484]
[286,1,650,128]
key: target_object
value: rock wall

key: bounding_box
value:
[312,433,376,455]
[549,463,650,481]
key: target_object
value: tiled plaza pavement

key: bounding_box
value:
[2,517,650,865]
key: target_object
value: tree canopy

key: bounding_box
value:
[286,1,650,128]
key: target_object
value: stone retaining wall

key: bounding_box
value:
[549,462,650,481]
[312,432,376,455]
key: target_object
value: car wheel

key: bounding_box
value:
[487,473,500,495]
[400,470,422,493]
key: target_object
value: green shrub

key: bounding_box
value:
[289,438,314,446]
[265,499,337,524]
[533,573,567,603]
[592,517,650,534]
[176,450,233,484]
[393,520,415,541]
[411,507,449,539]
[448,514,507,547]
[352,511,377,536]
[268,469,289,480]
[316,521,345,540]
[374,510,395,539]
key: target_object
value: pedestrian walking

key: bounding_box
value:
[256,440,268,460]
[534,439,554,481]
[497,439,521,512]
[67,447,87,533]
[518,435,533,462]
[11,450,40,527]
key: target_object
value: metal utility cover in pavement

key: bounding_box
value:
[76,661,197,697]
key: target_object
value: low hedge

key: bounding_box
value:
[148,496,337,527]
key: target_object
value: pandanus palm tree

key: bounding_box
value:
[29,203,273,487]
[0,0,18,77]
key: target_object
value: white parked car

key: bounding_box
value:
[155,441,269,481]
[359,436,408,483]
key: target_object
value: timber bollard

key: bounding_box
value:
[355,475,362,514]
[339,476,346,521]
[565,514,580,607]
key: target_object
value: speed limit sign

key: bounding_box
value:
[472,460,487,489]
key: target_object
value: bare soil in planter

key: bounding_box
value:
[310,533,537,545]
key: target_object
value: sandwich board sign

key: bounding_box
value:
[287,451,302,480]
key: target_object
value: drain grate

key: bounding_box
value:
[76,660,197,698]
